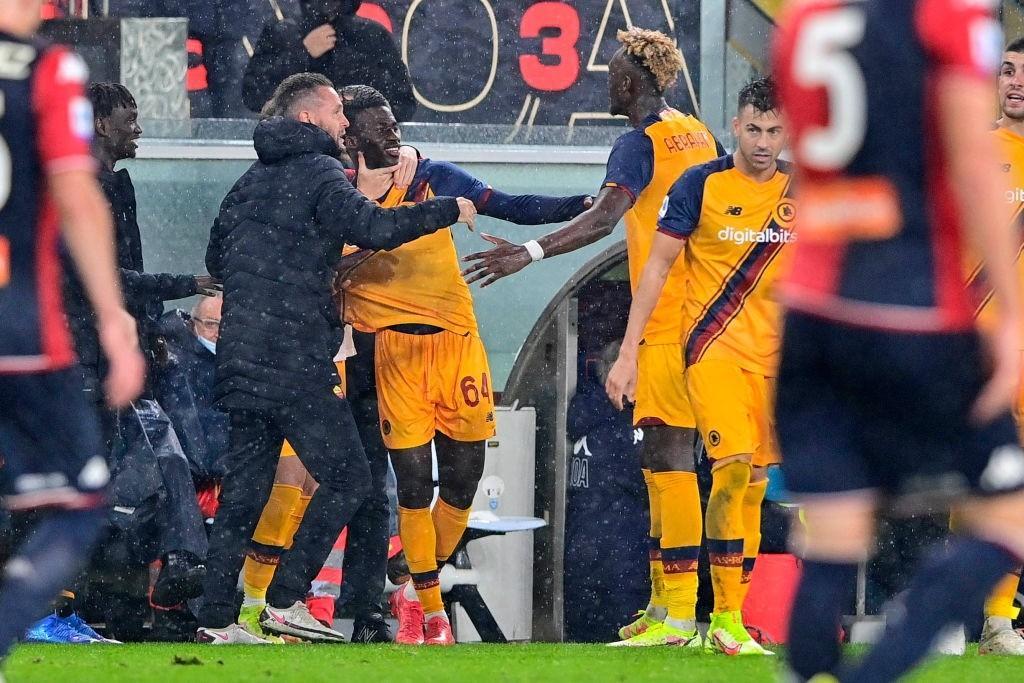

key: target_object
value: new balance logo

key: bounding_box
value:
[725,205,744,216]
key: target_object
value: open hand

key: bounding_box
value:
[355,152,397,199]
[461,233,531,287]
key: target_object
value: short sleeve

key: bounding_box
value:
[421,160,491,206]
[656,166,708,239]
[916,0,1001,78]
[601,131,654,204]
[31,47,94,175]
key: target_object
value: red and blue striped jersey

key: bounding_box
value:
[0,33,93,373]
[774,0,1002,332]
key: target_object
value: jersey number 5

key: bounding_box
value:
[792,6,868,170]
[0,93,10,211]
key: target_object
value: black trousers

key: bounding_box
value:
[198,386,371,628]
[338,331,390,617]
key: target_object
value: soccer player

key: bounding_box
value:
[604,77,787,655]
[337,84,591,646]
[0,0,144,664]
[775,1,1024,680]
[953,38,1024,656]
[463,28,722,646]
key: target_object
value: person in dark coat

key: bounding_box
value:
[64,83,218,419]
[242,0,416,120]
[61,82,213,614]
[564,341,650,643]
[154,297,228,484]
[196,72,475,644]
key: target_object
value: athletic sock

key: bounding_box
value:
[642,468,667,616]
[787,560,857,680]
[848,536,1018,683]
[285,494,312,549]
[706,460,751,615]
[739,478,768,605]
[654,471,702,624]
[398,506,444,614]
[425,610,449,622]
[242,483,302,603]
[432,498,471,564]
[984,567,1022,620]
[0,508,105,659]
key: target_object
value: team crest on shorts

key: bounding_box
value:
[382,420,392,435]
[708,430,721,447]
[485,412,494,423]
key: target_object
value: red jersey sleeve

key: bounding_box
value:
[30,46,94,175]
[916,0,1001,78]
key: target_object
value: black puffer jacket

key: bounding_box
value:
[241,13,415,120]
[207,117,459,410]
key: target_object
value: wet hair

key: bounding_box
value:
[87,82,136,119]
[339,84,391,124]
[738,76,778,115]
[616,28,684,94]
[261,72,335,119]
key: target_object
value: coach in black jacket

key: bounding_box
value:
[197,72,474,642]
[241,0,416,120]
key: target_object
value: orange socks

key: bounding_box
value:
[398,506,444,614]
[654,471,702,625]
[244,483,302,603]
[642,469,667,613]
[740,478,768,604]
[985,569,1022,620]
[706,461,751,615]
[432,498,471,564]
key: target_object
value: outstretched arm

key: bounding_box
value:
[479,189,592,225]
[461,186,632,287]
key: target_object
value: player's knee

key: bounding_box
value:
[792,496,876,562]
[642,425,697,472]
[751,466,769,483]
[438,480,478,510]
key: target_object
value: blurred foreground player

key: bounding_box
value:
[463,28,722,644]
[949,37,1024,656]
[0,0,144,666]
[775,1,1024,681]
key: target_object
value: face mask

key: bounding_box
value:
[197,335,216,355]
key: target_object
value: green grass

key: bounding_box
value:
[2,643,1022,682]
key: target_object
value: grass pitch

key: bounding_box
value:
[3,643,1021,682]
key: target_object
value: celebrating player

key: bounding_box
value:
[775,1,1024,680]
[0,0,144,664]
[463,28,722,646]
[951,37,1024,657]
[335,84,590,646]
[605,77,788,655]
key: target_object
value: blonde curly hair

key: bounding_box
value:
[617,28,683,93]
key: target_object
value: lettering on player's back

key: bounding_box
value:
[663,131,715,154]
[0,42,36,80]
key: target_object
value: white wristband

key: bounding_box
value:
[523,239,545,262]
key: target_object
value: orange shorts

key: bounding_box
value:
[633,343,696,429]
[685,359,780,468]
[375,328,496,450]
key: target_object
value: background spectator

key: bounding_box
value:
[242,0,415,120]
[563,341,649,643]
[155,296,229,484]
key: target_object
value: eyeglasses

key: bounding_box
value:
[193,317,221,329]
